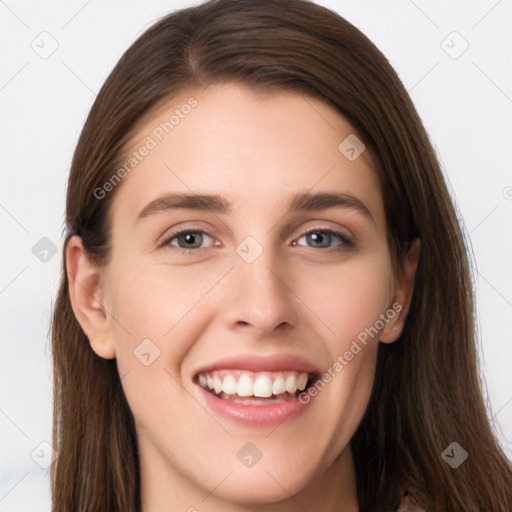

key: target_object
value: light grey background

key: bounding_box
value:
[1,1,511,510]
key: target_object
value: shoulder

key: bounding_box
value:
[396,491,427,512]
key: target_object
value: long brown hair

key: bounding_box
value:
[50,0,512,510]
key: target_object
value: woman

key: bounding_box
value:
[50,0,512,510]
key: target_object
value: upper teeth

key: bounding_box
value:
[197,370,309,398]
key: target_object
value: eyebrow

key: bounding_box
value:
[136,191,374,224]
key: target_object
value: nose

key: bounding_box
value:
[222,238,300,338]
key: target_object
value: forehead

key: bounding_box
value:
[108,83,384,230]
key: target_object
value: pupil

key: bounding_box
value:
[182,232,201,248]
[310,231,329,247]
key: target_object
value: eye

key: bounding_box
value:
[159,227,354,253]
[161,229,216,252]
[293,228,353,249]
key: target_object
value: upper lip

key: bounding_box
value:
[193,354,322,377]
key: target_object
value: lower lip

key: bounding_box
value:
[196,385,315,427]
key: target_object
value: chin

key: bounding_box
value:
[209,455,322,505]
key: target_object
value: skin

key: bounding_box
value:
[67,83,420,512]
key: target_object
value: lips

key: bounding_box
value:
[192,354,321,426]
[194,353,321,375]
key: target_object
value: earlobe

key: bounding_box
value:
[65,235,116,359]
[379,238,421,344]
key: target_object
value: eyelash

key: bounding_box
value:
[159,227,354,254]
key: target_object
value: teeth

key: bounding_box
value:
[285,374,297,394]
[272,373,286,395]
[222,375,237,395]
[197,369,311,399]
[237,374,253,397]
[253,373,273,397]
[213,375,223,395]
[297,372,308,391]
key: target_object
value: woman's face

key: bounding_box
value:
[68,83,417,509]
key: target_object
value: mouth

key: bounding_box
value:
[192,356,321,427]
[195,369,318,404]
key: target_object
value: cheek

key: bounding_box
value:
[105,261,227,371]
[104,262,221,434]
[295,253,393,345]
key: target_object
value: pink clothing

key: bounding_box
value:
[397,491,427,511]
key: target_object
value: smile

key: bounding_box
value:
[196,369,312,401]
[192,355,321,427]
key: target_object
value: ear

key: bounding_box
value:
[65,235,116,359]
[379,238,420,344]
